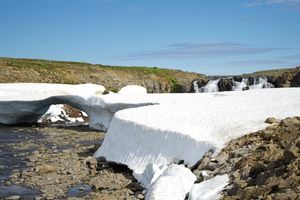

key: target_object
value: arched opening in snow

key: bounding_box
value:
[38,104,90,127]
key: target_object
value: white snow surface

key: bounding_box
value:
[145,164,196,200]
[0,83,106,100]
[188,175,229,200]
[95,88,300,178]
[0,83,154,130]
[140,164,168,188]
[1,84,300,199]
[118,85,147,95]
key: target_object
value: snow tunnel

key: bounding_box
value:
[0,95,116,131]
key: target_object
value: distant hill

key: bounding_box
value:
[0,57,205,93]
[250,68,294,77]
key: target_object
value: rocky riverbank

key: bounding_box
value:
[1,116,300,199]
[0,126,144,200]
[192,116,300,199]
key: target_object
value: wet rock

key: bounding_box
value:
[291,71,300,87]
[103,90,110,95]
[217,79,233,91]
[127,182,144,192]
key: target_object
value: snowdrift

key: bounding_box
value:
[2,83,300,199]
[0,83,152,131]
[95,88,300,176]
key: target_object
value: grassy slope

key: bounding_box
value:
[0,57,205,92]
[250,68,293,77]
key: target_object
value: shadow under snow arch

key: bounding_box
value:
[0,83,156,131]
[0,94,157,131]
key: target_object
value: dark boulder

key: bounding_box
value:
[274,72,294,87]
[247,76,256,85]
[291,71,300,87]
[266,76,277,86]
[217,78,234,91]
[233,76,243,82]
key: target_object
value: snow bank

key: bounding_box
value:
[0,83,105,127]
[188,175,229,200]
[0,83,154,130]
[145,164,196,200]
[0,83,106,100]
[139,164,168,188]
[95,88,300,176]
[2,84,300,199]
[118,85,147,95]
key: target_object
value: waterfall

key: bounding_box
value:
[194,76,274,93]
[250,77,274,89]
[199,79,220,93]
[193,81,200,93]
[232,78,249,91]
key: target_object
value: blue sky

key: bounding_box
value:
[0,0,300,75]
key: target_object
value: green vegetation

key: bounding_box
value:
[167,76,184,93]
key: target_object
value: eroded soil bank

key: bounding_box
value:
[0,126,144,200]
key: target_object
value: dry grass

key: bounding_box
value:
[0,57,205,92]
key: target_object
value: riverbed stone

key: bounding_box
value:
[192,116,300,199]
[84,156,97,170]
[2,126,141,199]
[5,195,20,200]
[35,164,57,174]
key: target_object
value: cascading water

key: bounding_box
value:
[195,76,274,93]
[199,79,220,93]
[249,77,274,89]
[193,81,200,93]
[232,78,249,91]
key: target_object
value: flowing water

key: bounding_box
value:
[198,79,220,93]
[232,78,249,91]
[194,77,274,93]
[0,127,42,199]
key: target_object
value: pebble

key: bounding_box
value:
[5,195,20,200]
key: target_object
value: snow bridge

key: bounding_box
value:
[1,83,300,199]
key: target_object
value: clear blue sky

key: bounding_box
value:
[0,0,300,75]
